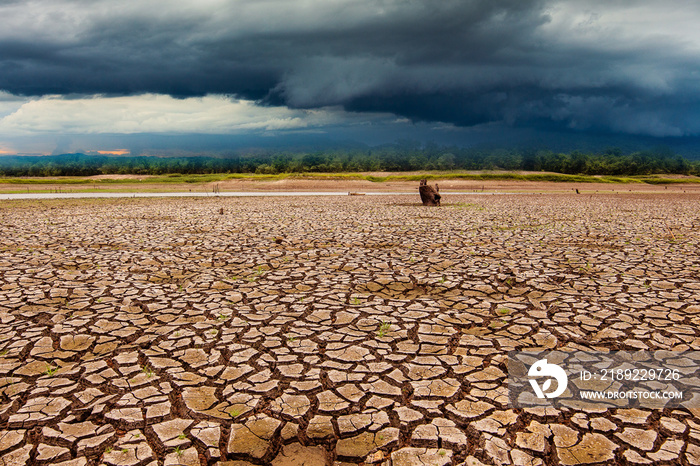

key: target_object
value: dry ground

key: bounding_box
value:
[2,174,700,195]
[0,193,698,465]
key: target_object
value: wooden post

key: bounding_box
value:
[419,179,441,206]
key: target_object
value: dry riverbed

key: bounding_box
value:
[0,193,699,465]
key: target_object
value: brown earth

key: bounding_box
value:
[1,178,699,194]
[0,193,698,465]
[2,173,700,194]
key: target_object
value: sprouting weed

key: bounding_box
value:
[497,308,511,316]
[177,433,186,440]
[229,409,241,418]
[352,297,361,305]
[45,364,57,376]
[141,366,154,378]
[105,447,112,454]
[439,276,447,284]
[173,446,184,456]
[217,314,227,321]
[121,448,129,454]
[377,321,391,338]
[287,336,297,342]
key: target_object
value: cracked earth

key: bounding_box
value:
[0,193,699,465]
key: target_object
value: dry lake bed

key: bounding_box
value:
[0,193,699,465]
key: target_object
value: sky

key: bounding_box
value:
[1,0,700,155]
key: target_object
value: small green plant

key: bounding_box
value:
[287,336,297,342]
[45,364,57,376]
[173,445,184,456]
[134,433,140,438]
[497,308,511,316]
[0,350,8,357]
[352,297,361,305]
[121,448,129,454]
[97,298,103,303]
[439,276,447,284]
[174,331,180,337]
[255,266,265,276]
[178,285,183,292]
[229,275,239,281]
[439,449,447,457]
[229,409,241,418]
[105,446,112,454]
[377,321,391,338]
[217,314,227,321]
[141,366,154,378]
[177,433,186,440]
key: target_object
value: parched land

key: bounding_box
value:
[0,193,698,465]
[2,172,700,195]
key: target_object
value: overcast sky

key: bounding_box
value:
[1,0,700,155]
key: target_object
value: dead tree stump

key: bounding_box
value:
[419,179,441,206]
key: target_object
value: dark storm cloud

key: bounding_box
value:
[2,0,700,137]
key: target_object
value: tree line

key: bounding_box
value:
[0,145,698,177]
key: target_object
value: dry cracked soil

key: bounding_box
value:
[0,193,698,466]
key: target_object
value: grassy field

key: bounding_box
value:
[1,171,700,190]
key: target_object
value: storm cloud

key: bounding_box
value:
[1,0,700,138]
